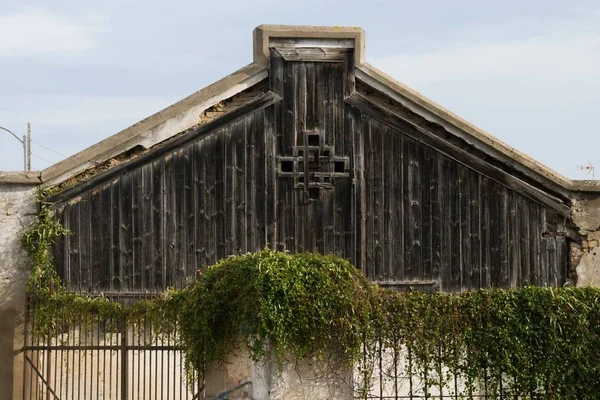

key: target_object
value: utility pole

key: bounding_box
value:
[26,122,31,171]
[0,125,27,172]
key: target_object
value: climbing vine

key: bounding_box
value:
[22,191,600,398]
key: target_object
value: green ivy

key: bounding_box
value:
[177,250,374,381]
[22,190,600,398]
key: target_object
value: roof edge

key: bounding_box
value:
[41,62,267,186]
[356,63,581,195]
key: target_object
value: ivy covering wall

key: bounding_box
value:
[24,189,600,399]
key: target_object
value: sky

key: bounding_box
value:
[0,0,599,179]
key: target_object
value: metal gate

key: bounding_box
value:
[22,293,201,400]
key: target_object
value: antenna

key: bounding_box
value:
[575,161,595,179]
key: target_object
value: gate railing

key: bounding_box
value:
[22,293,200,400]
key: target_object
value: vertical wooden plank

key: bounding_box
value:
[344,50,356,98]
[518,196,531,286]
[555,236,567,286]
[304,62,316,131]
[164,153,176,288]
[215,132,226,261]
[430,151,441,284]
[152,159,164,291]
[90,189,102,291]
[421,146,433,281]
[277,59,296,252]
[459,166,471,291]
[67,202,80,290]
[184,143,196,282]
[227,120,244,254]
[547,237,557,287]
[498,185,509,288]
[530,203,541,286]
[439,156,452,290]
[141,164,155,292]
[382,126,393,280]
[340,65,352,258]
[372,120,384,280]
[78,193,91,292]
[322,62,334,255]
[364,117,374,280]
[224,124,234,257]
[333,62,345,158]
[132,168,143,291]
[269,48,284,95]
[195,139,209,269]
[246,113,258,252]
[508,191,519,288]
[488,181,501,288]
[337,77,353,262]
[540,238,549,287]
[119,173,133,291]
[254,109,267,250]
[390,128,404,281]
[176,148,187,288]
[98,186,112,292]
[267,49,282,249]
[448,160,461,291]
[264,105,277,248]
[295,62,307,252]
[282,58,296,152]
[402,133,412,282]
[480,176,491,288]
[406,137,422,281]
[349,105,364,270]
[469,172,481,289]
[111,180,121,292]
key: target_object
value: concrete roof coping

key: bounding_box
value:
[253,24,365,66]
[0,171,42,185]
[41,62,267,186]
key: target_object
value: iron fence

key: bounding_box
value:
[22,293,200,400]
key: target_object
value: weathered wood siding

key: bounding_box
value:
[51,51,568,293]
[54,109,269,292]
[360,115,567,291]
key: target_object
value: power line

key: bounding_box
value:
[31,152,56,165]
[31,139,69,159]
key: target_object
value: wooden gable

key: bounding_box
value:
[49,31,570,294]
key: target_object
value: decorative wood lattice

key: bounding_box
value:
[278,131,350,200]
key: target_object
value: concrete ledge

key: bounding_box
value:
[253,25,365,66]
[41,62,267,186]
[0,172,41,185]
[570,180,600,193]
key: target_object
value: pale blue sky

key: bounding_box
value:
[1,0,599,178]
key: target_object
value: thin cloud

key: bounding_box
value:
[370,34,600,93]
[0,7,107,57]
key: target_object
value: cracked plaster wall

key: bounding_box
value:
[571,197,600,287]
[0,183,36,400]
